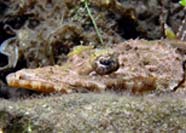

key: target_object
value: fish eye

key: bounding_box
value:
[92,54,119,75]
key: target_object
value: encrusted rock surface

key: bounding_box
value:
[1,93,186,132]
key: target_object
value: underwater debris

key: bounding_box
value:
[0,37,19,71]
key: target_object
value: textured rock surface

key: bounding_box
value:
[0,93,186,132]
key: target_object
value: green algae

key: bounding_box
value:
[68,45,93,57]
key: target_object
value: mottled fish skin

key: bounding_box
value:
[6,39,186,94]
